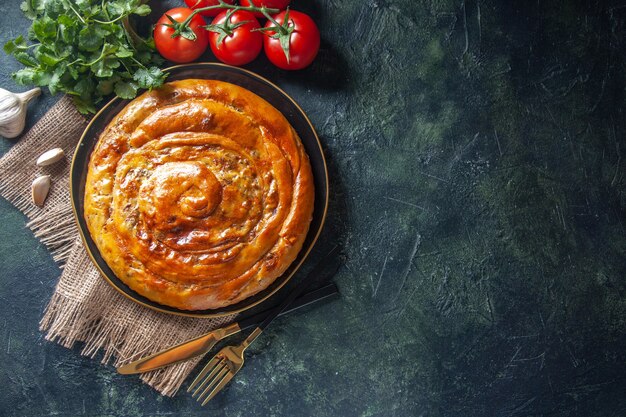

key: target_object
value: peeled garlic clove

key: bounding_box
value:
[0,87,41,139]
[36,148,65,167]
[32,175,51,207]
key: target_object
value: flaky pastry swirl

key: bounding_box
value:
[84,79,314,310]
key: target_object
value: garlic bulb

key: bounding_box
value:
[0,87,41,138]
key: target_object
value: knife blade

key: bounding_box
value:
[117,282,339,375]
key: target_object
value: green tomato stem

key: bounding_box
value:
[178,2,280,37]
[260,8,286,34]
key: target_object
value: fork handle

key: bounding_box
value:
[241,327,264,348]
[253,245,341,336]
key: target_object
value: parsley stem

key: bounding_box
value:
[64,0,86,24]
[93,14,127,25]
[130,57,147,69]
[120,59,132,73]
[86,43,113,67]
[86,55,104,67]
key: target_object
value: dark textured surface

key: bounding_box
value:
[2,0,626,416]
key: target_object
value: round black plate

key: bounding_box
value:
[70,63,329,318]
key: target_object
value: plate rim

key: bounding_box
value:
[69,62,329,318]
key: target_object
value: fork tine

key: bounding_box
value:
[192,361,227,397]
[187,355,223,393]
[201,372,234,406]
[198,367,232,405]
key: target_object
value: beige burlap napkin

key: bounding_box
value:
[0,96,234,396]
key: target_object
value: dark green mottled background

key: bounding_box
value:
[2,0,626,416]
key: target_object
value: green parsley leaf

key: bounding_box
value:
[44,0,66,19]
[114,81,138,99]
[48,71,63,95]
[20,1,35,19]
[115,46,133,58]
[67,65,79,79]
[7,0,166,113]
[58,15,79,43]
[14,52,39,67]
[20,0,44,20]
[135,49,153,63]
[106,2,124,17]
[74,78,95,98]
[102,42,119,56]
[92,60,114,78]
[32,16,57,41]
[4,36,28,54]
[133,4,151,16]
[12,68,37,85]
[96,76,120,95]
[79,26,106,52]
[133,67,167,89]
[72,96,97,115]
[74,0,92,12]
[34,45,62,66]
[13,67,51,86]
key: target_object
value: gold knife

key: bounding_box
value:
[117,283,339,374]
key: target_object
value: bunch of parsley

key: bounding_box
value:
[4,0,167,114]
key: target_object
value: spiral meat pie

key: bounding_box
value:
[84,79,315,310]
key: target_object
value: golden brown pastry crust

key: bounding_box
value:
[84,79,314,310]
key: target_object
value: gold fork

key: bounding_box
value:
[187,245,341,405]
[187,327,262,405]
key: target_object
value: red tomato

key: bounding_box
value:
[154,8,209,63]
[263,10,320,70]
[184,0,235,17]
[208,11,263,66]
[239,0,291,18]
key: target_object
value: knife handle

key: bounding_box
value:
[117,322,241,374]
[117,282,339,374]
[239,282,339,331]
